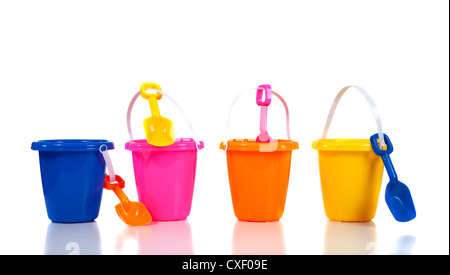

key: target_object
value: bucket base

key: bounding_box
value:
[50,219,96,224]
[152,218,188,222]
[237,218,280,223]
[325,211,376,222]
[327,218,373,223]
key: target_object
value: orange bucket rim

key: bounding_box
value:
[220,139,299,151]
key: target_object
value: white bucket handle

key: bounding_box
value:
[223,88,291,150]
[99,144,116,183]
[321,85,386,147]
[127,89,202,149]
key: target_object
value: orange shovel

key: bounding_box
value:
[104,175,152,226]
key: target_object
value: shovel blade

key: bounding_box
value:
[115,201,152,227]
[385,180,416,222]
[143,116,175,146]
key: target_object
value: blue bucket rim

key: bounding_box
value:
[31,139,114,152]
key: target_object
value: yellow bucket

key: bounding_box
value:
[313,86,387,222]
[312,139,384,222]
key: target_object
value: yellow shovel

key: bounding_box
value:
[140,83,175,146]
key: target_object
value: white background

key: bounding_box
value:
[0,0,448,255]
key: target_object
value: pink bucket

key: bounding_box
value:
[126,86,204,221]
[126,138,204,221]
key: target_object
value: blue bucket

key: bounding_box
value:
[31,139,114,223]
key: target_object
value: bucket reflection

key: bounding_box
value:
[44,222,102,255]
[115,220,194,255]
[323,220,378,255]
[232,221,286,255]
[390,235,416,255]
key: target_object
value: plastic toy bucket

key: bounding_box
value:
[125,138,203,221]
[126,88,203,221]
[312,139,384,222]
[220,86,298,222]
[312,86,385,222]
[31,139,114,223]
[221,140,298,222]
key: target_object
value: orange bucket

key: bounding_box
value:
[220,85,299,222]
[220,140,298,221]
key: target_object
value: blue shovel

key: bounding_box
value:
[370,133,416,222]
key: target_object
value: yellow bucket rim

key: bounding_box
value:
[312,139,374,152]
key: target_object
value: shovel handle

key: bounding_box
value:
[140,82,163,121]
[147,95,161,120]
[256,85,272,106]
[104,175,130,204]
[370,133,398,181]
[370,133,393,156]
[112,185,130,205]
[257,85,271,136]
[140,83,162,100]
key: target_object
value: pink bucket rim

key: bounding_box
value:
[125,138,204,152]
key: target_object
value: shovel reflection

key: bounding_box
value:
[115,220,194,255]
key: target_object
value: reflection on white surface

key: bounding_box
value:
[44,222,102,255]
[323,221,378,255]
[115,220,194,255]
[390,235,416,255]
[232,221,286,255]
